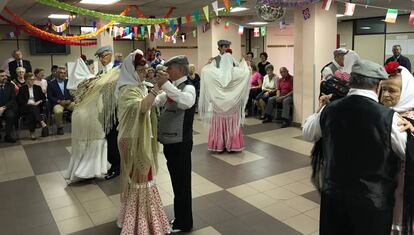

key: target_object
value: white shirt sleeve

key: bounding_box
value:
[321,67,333,80]
[302,106,325,142]
[153,92,167,108]
[161,81,196,110]
[391,113,407,160]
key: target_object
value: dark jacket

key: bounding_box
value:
[8,59,32,80]
[0,81,17,111]
[17,84,46,108]
[320,95,398,210]
[47,79,73,107]
[386,55,412,72]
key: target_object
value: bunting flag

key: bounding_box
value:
[322,0,333,11]
[223,0,230,12]
[169,19,175,32]
[133,26,138,39]
[154,24,160,37]
[140,26,145,38]
[203,5,210,22]
[147,25,151,36]
[384,9,398,23]
[192,30,197,38]
[238,25,244,35]
[224,21,230,30]
[125,26,130,35]
[212,1,219,16]
[119,27,124,36]
[185,15,191,28]
[410,10,414,25]
[177,17,182,30]
[260,26,267,36]
[97,23,102,29]
[254,27,260,37]
[193,10,200,24]
[280,18,286,30]
[344,3,355,16]
[237,0,241,6]
[181,33,186,43]
[114,26,119,37]
[109,26,113,36]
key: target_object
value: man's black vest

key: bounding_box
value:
[320,94,399,209]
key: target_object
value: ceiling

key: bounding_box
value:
[1,0,413,27]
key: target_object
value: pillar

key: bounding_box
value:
[293,2,337,125]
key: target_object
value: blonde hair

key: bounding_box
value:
[16,67,26,73]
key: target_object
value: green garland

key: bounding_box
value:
[37,0,169,24]
[38,0,230,25]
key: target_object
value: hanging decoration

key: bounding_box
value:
[185,15,191,29]
[256,0,286,22]
[203,5,210,22]
[177,17,182,30]
[37,0,169,25]
[260,26,267,36]
[254,27,260,37]
[224,21,230,30]
[223,0,231,12]
[4,6,127,41]
[0,14,97,46]
[212,1,219,16]
[344,2,355,16]
[51,15,73,33]
[256,0,319,8]
[279,18,286,30]
[302,7,311,20]
[237,0,241,6]
[410,10,414,25]
[238,25,244,35]
[321,0,333,11]
[193,10,201,24]
[384,9,398,23]
[192,30,197,38]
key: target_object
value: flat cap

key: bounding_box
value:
[155,64,166,71]
[351,59,389,80]
[333,48,348,57]
[164,55,189,67]
[95,45,113,57]
[217,40,231,46]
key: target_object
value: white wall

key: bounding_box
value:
[265,26,295,75]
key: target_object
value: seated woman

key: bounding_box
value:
[256,64,277,119]
[33,68,48,95]
[17,72,48,140]
[145,67,156,85]
[115,50,170,234]
[380,62,414,234]
[246,64,262,117]
[12,67,26,94]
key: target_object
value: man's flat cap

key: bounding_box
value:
[164,55,189,67]
[351,59,389,80]
[217,40,231,46]
[95,45,113,56]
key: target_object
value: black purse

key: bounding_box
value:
[320,76,349,101]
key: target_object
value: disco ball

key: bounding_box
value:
[256,0,285,22]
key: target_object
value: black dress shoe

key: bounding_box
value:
[57,128,64,135]
[4,135,16,143]
[105,171,120,180]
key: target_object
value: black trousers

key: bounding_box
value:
[164,141,193,231]
[2,108,15,136]
[20,105,42,132]
[106,124,120,174]
[320,192,393,235]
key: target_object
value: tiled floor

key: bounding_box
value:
[0,117,320,235]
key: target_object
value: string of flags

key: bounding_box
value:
[322,0,414,25]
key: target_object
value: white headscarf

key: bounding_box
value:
[67,58,94,90]
[392,66,414,113]
[343,50,360,74]
[115,49,144,97]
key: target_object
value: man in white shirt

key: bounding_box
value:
[321,48,348,80]
[155,55,196,233]
[303,59,408,235]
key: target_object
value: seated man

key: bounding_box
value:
[263,67,293,128]
[0,69,17,142]
[48,66,74,135]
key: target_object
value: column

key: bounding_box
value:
[293,2,337,125]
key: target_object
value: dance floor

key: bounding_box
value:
[0,117,319,235]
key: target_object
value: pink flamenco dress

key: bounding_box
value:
[117,138,171,235]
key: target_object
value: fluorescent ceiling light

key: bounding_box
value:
[360,26,371,30]
[217,7,249,13]
[230,7,249,12]
[48,14,75,19]
[80,0,120,5]
[336,14,344,18]
[247,22,268,26]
